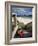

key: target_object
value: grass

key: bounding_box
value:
[17,21,32,32]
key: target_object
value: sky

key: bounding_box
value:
[11,6,32,16]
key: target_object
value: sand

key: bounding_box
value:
[16,17,32,25]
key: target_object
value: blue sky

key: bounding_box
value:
[11,7,32,16]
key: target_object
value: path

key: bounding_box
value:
[12,25,18,38]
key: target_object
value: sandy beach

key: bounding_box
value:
[16,17,32,25]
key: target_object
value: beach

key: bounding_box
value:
[16,17,32,25]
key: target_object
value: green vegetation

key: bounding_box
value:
[24,22,32,32]
[17,20,32,32]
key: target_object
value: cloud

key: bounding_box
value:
[11,7,32,16]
